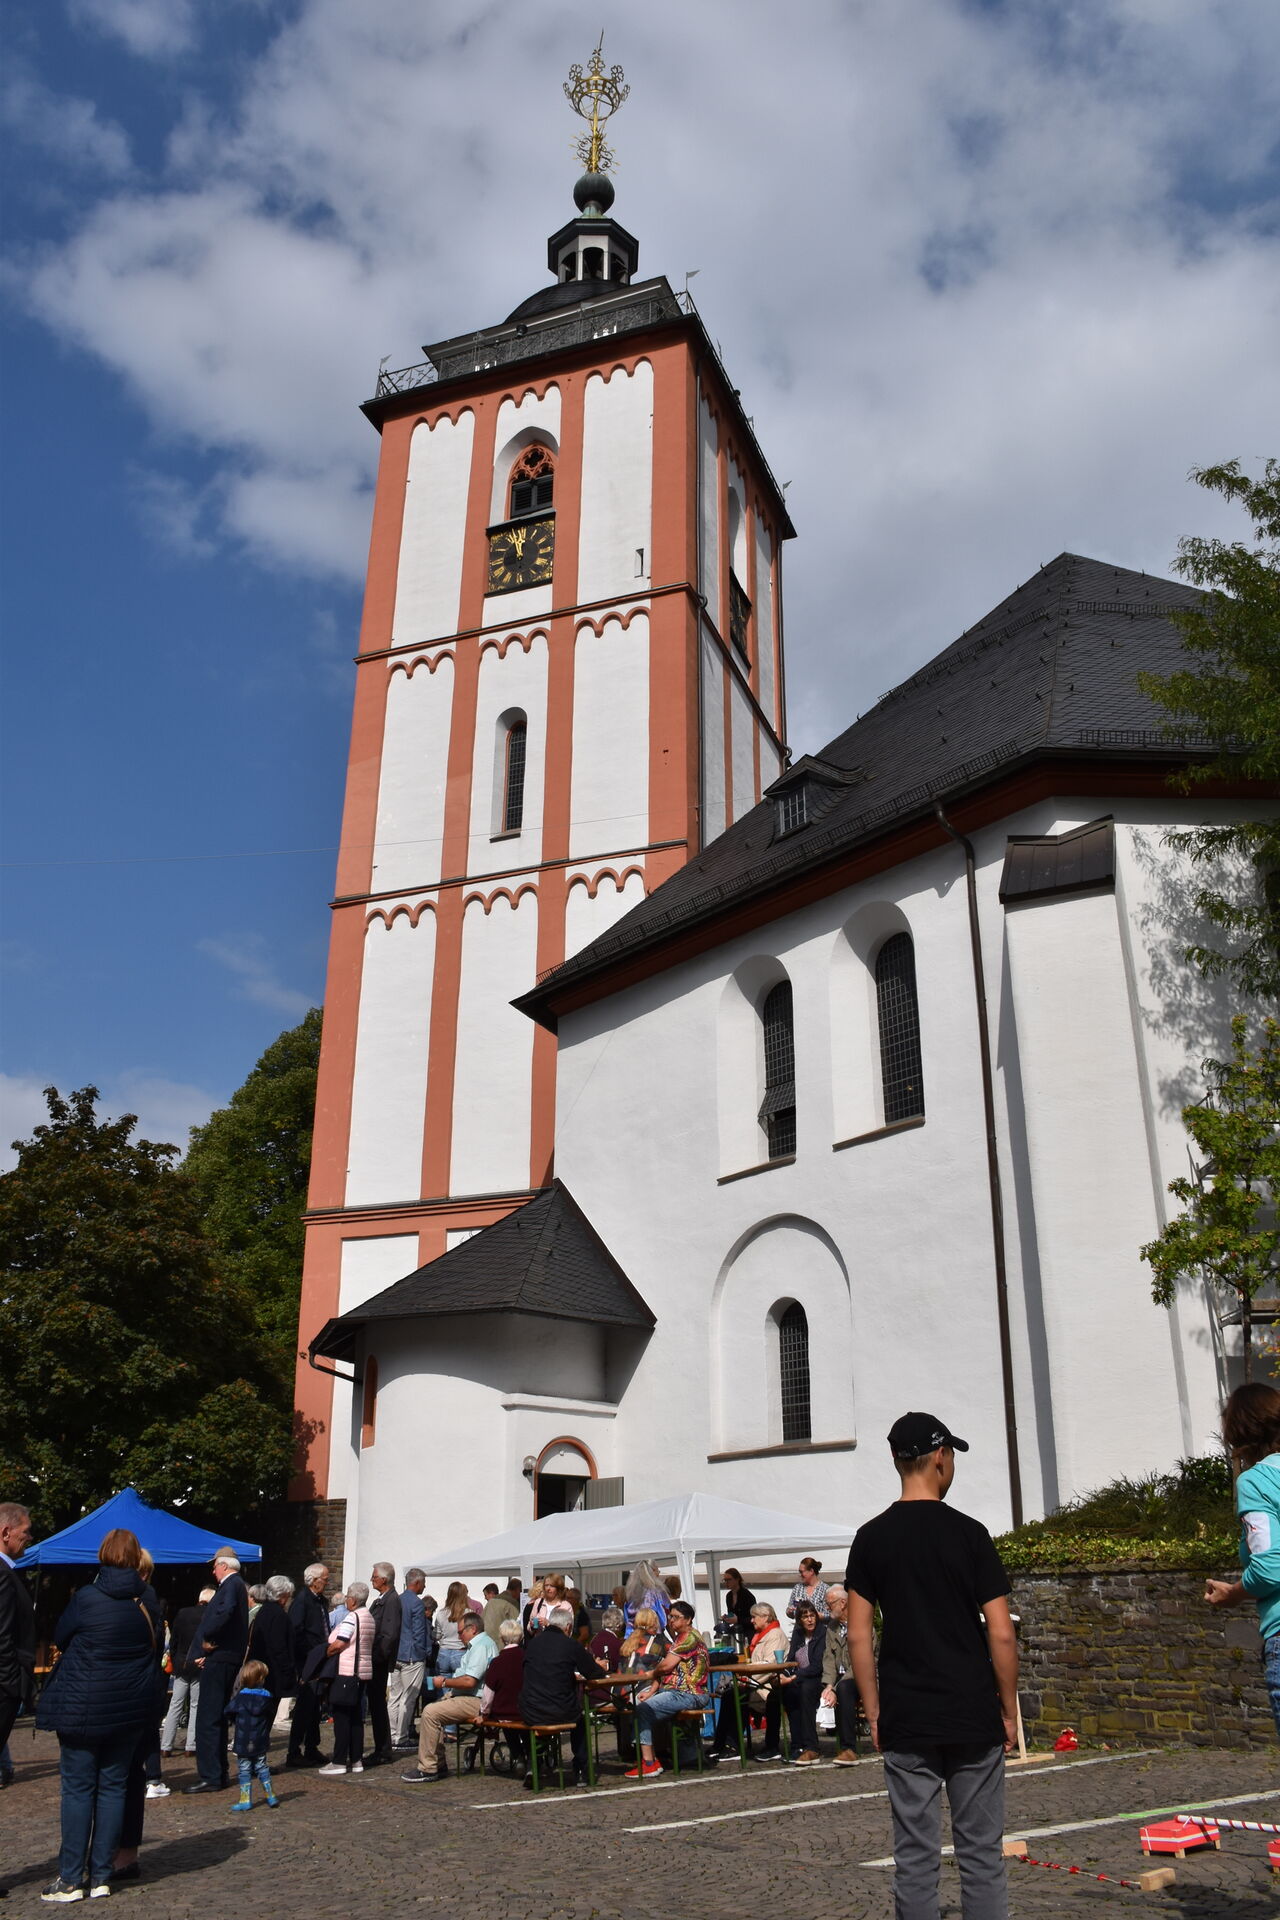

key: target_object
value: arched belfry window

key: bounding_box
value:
[502,717,527,834]
[759,979,796,1159]
[509,444,554,517]
[778,1302,811,1443]
[875,932,924,1124]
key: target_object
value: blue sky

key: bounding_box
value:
[2,0,1278,1159]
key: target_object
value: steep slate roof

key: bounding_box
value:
[518,552,1206,1027]
[310,1182,654,1363]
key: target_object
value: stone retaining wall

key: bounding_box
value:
[1012,1567,1274,1748]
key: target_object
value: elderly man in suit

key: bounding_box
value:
[184,1546,249,1793]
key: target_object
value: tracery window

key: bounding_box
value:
[509,445,555,517]
[778,1303,811,1444]
[759,979,796,1159]
[875,932,924,1124]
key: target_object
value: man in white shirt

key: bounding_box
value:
[401,1612,497,1783]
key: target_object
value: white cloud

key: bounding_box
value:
[198,934,314,1018]
[0,72,132,176]
[68,0,198,59]
[0,1068,221,1170]
[16,0,1280,743]
[130,468,217,559]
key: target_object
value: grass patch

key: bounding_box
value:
[996,1455,1238,1571]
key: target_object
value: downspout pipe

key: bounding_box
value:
[932,800,1023,1528]
[307,1345,361,1387]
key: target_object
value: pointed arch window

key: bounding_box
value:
[502,719,527,834]
[875,932,924,1124]
[759,978,796,1159]
[778,1302,811,1443]
[509,445,555,518]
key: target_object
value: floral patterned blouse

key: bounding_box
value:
[664,1629,710,1696]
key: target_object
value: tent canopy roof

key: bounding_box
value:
[15,1487,261,1568]
[423,1492,855,1578]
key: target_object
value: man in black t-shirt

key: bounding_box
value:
[846,1412,1018,1920]
[518,1605,604,1786]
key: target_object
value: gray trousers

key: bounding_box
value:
[882,1742,1006,1920]
[387,1661,425,1744]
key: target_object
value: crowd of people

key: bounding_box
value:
[1,1382,1277,1913]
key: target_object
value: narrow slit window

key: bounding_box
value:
[360,1356,379,1449]
[778,1303,811,1443]
[759,978,796,1158]
[509,445,555,517]
[503,721,527,833]
[875,932,925,1124]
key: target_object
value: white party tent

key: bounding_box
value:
[422,1492,856,1627]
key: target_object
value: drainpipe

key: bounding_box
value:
[932,801,1023,1528]
[307,1345,361,1387]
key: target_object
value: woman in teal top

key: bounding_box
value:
[1206,1383,1280,1738]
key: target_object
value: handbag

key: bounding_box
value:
[329,1674,361,1707]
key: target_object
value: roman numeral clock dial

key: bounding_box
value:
[487,517,555,593]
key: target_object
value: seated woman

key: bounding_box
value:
[780,1600,827,1766]
[616,1606,666,1761]
[741,1602,788,1762]
[473,1618,526,1771]
[627,1600,710,1779]
[588,1606,623,1688]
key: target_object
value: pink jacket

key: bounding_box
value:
[335,1606,374,1679]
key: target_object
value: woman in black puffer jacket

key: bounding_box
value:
[36,1527,162,1901]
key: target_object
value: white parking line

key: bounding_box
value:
[469,1756,882,1809]
[859,1786,1280,1867]
[620,1748,1161,1836]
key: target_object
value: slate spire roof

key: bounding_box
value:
[310,1182,654,1364]
[518,552,1206,1027]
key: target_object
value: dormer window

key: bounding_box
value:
[509,445,555,518]
[774,784,809,837]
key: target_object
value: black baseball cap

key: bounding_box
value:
[887,1412,970,1460]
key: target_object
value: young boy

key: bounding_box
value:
[226,1659,279,1810]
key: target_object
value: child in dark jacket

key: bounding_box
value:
[225,1659,278,1809]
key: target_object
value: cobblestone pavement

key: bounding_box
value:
[2,1731,1277,1917]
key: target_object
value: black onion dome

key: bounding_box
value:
[505,276,620,323]
[573,171,615,213]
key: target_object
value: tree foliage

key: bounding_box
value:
[183,1008,321,1391]
[1139,459,1280,1003]
[0,1087,294,1530]
[1142,1016,1280,1380]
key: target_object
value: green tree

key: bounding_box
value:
[1142,1016,1280,1380]
[0,1087,293,1529]
[1139,458,1280,1004]
[184,1007,321,1392]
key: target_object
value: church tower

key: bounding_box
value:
[293,47,793,1520]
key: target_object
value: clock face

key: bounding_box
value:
[487,517,555,594]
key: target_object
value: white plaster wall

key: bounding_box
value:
[727,461,749,583]
[346,912,435,1205]
[755,520,777,729]
[328,1234,420,1516]
[466,636,549,877]
[700,634,726,845]
[490,388,562,522]
[481,583,553,627]
[451,891,540,1195]
[569,612,650,859]
[711,1219,855,1453]
[577,363,653,605]
[729,674,756,822]
[760,737,783,789]
[698,393,720,629]
[565,868,648,961]
[829,902,915,1143]
[372,654,453,893]
[392,412,474,644]
[1004,887,1187,1498]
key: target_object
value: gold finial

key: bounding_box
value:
[564,33,629,174]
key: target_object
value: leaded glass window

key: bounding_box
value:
[779,1302,811,1443]
[503,721,527,833]
[875,932,924,1124]
[759,979,796,1158]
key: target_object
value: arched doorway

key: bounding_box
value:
[533,1437,597,1518]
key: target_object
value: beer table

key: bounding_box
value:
[584,1662,797,1774]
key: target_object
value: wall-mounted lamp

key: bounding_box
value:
[522,1455,537,1478]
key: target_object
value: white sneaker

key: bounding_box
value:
[88,1891,112,1901]
[145,1782,170,1798]
[347,1761,364,1774]
[316,1763,347,1776]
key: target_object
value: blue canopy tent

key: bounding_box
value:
[15,1487,261,1568]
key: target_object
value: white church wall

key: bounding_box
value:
[697,392,720,630]
[346,910,435,1205]
[392,411,475,644]
[569,612,650,860]
[565,867,647,961]
[372,653,454,894]
[327,1234,419,1520]
[729,673,756,821]
[577,363,654,605]
[451,890,539,1195]
[466,634,549,878]
[700,633,726,843]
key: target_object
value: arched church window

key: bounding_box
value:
[502,718,527,834]
[360,1356,379,1449]
[509,445,555,518]
[778,1302,811,1443]
[759,978,796,1158]
[875,932,924,1124]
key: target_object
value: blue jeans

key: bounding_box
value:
[635,1688,710,1750]
[237,1754,274,1796]
[1265,1633,1280,1740]
[57,1731,138,1888]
